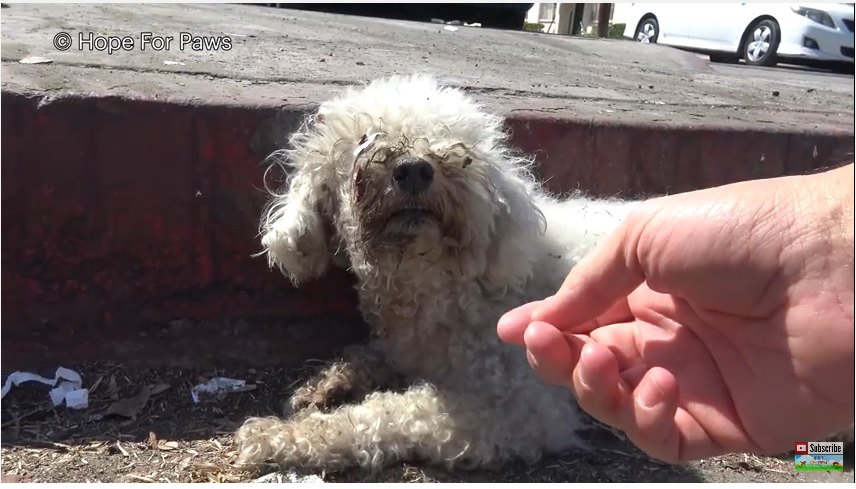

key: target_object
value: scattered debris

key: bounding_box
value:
[19,56,53,64]
[127,474,156,483]
[149,383,171,396]
[116,441,130,457]
[253,472,325,483]
[147,431,179,451]
[1,362,848,483]
[1,367,89,409]
[106,385,151,418]
[191,377,255,403]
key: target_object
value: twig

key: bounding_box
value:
[1,406,51,427]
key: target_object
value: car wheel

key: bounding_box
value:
[743,19,780,67]
[635,16,658,44]
[831,62,855,75]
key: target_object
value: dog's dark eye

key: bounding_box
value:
[463,156,472,168]
[359,134,368,145]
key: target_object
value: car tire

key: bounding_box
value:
[743,18,780,67]
[831,62,855,75]
[634,16,659,44]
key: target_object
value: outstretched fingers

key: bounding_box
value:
[497,300,548,346]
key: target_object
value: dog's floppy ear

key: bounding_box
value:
[260,170,331,285]
[259,118,337,286]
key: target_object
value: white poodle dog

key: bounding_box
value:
[236,75,636,473]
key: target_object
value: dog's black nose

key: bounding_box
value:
[392,159,434,195]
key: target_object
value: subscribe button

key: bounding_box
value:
[794,441,844,472]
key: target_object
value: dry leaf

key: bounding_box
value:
[146,431,178,451]
[146,431,158,449]
[106,385,151,418]
[148,383,170,396]
[157,440,179,451]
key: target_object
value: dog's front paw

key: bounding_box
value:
[236,413,354,472]
[235,416,297,467]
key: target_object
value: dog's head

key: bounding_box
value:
[261,75,545,292]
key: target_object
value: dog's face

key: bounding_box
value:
[345,131,497,259]
[261,75,544,290]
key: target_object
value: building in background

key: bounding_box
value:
[526,3,633,35]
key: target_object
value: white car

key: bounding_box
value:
[622,3,855,68]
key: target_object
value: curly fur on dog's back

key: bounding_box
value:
[238,75,637,472]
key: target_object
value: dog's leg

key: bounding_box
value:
[237,384,509,473]
[288,344,403,413]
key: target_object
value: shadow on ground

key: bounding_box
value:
[1,360,850,482]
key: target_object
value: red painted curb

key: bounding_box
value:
[2,92,853,369]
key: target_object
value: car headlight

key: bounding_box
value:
[791,6,836,28]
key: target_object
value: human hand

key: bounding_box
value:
[498,164,854,463]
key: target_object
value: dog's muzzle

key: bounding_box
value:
[392,158,434,195]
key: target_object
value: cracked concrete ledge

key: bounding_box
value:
[2,3,854,369]
[4,58,854,134]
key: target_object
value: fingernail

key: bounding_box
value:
[526,349,539,369]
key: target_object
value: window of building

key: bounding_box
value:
[538,3,556,21]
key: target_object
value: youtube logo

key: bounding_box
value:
[794,442,808,454]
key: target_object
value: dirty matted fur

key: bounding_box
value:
[236,75,636,472]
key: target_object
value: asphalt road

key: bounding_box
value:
[2,3,853,133]
[709,58,854,80]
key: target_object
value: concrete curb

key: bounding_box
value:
[2,91,853,369]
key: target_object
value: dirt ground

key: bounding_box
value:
[1,361,852,483]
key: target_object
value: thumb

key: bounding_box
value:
[531,208,649,332]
